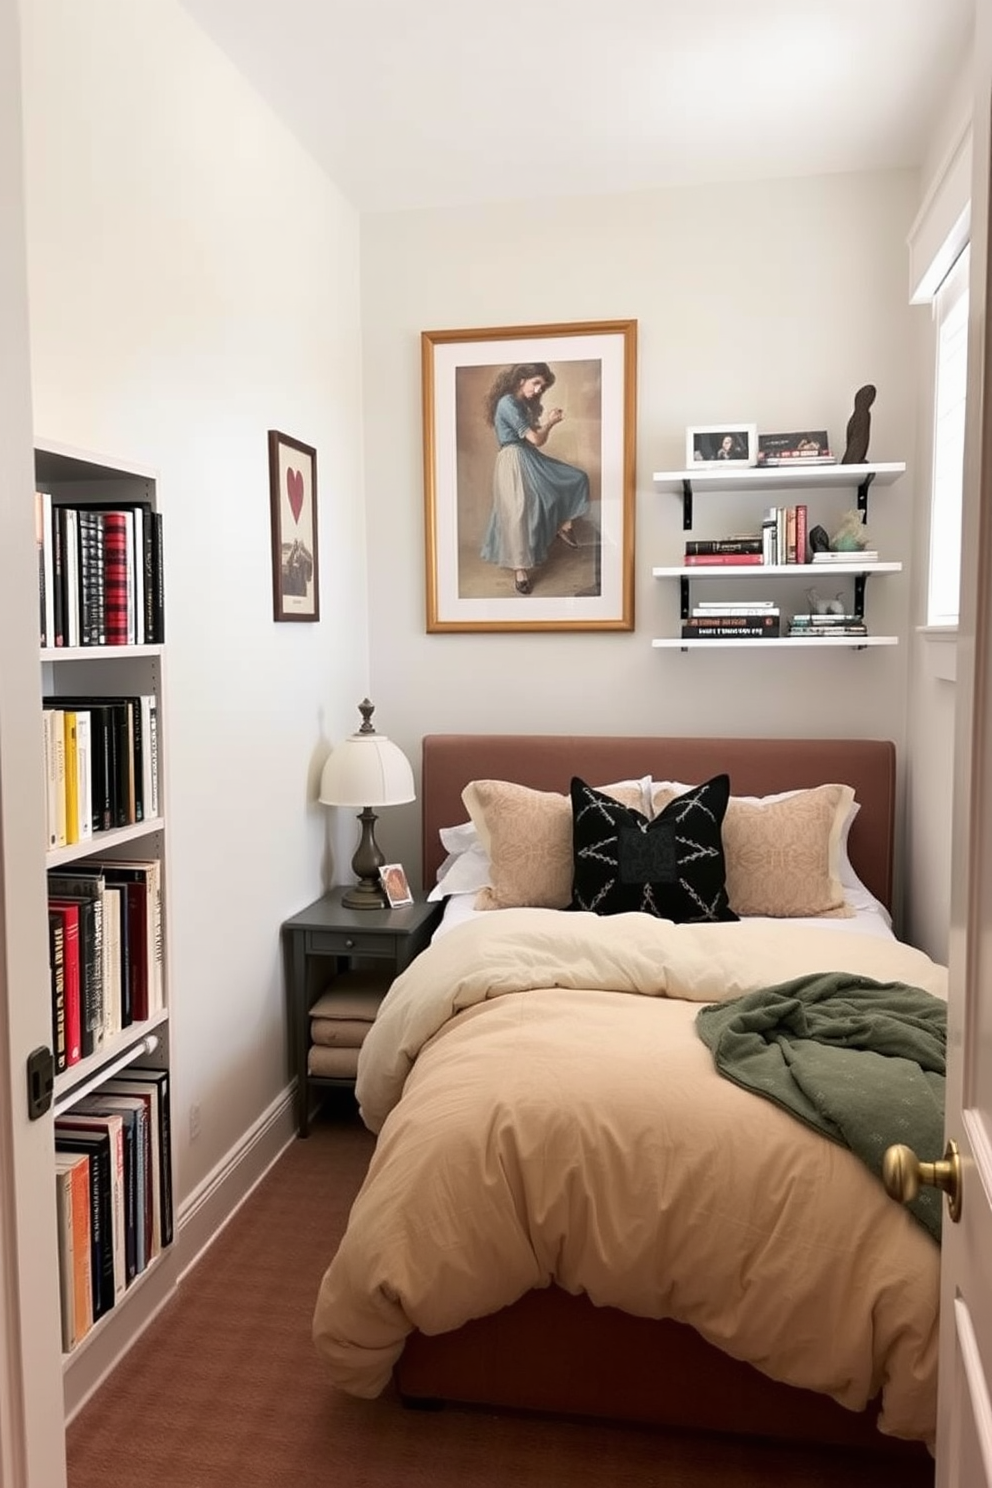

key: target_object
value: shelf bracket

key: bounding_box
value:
[680,575,690,621]
[854,572,868,620]
[856,470,876,520]
[682,478,693,530]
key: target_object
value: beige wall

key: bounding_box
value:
[361,172,921,908]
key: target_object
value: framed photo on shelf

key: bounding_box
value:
[686,423,758,467]
[380,863,414,908]
[422,319,637,633]
[268,430,320,622]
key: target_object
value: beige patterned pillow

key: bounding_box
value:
[650,782,855,918]
[462,778,647,910]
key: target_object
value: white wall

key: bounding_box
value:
[20,0,368,1202]
[361,172,921,908]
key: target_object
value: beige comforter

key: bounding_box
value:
[312,909,947,1443]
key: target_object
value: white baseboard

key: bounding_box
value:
[63,1085,297,1423]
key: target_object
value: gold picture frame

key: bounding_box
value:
[422,320,637,632]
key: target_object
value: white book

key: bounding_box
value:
[140,694,158,818]
[132,506,145,644]
[38,491,55,647]
[123,510,137,645]
[74,709,93,842]
[55,1111,126,1302]
[62,507,80,648]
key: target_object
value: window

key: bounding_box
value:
[927,244,970,628]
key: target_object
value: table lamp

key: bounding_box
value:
[318,698,415,909]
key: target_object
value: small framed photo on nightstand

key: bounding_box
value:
[380,863,414,908]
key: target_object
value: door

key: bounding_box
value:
[0,0,69,1483]
[937,22,992,1485]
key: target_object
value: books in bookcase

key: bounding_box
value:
[56,1112,127,1303]
[41,693,159,847]
[79,1092,150,1275]
[682,614,782,639]
[39,499,164,648]
[54,1152,93,1351]
[54,1127,115,1321]
[103,1065,173,1252]
[683,552,764,567]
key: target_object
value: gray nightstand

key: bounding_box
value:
[281,887,442,1136]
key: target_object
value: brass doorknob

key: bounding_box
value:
[882,1139,962,1223]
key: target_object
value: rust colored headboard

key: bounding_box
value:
[421,735,895,911]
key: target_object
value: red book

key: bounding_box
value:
[48,900,82,1066]
[683,553,764,566]
[795,504,808,564]
[100,511,129,645]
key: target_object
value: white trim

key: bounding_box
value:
[908,117,973,303]
[62,1086,297,1422]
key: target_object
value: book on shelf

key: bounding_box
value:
[41,501,165,648]
[54,1127,115,1321]
[811,550,879,563]
[47,880,102,1059]
[684,537,762,555]
[76,1094,140,1282]
[48,900,82,1067]
[55,1112,127,1302]
[692,605,780,617]
[760,504,808,564]
[48,910,67,1074]
[103,1065,173,1251]
[682,614,781,639]
[81,1092,150,1273]
[683,553,764,567]
[757,431,833,464]
[54,1152,93,1350]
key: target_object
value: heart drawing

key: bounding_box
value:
[286,467,305,524]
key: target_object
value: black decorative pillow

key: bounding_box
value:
[568,775,738,922]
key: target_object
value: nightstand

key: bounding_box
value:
[281,887,442,1136]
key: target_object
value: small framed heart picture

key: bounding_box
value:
[268,429,320,621]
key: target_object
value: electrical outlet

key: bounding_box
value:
[189,1103,201,1141]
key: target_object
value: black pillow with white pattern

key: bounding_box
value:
[568,774,738,922]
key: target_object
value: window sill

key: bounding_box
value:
[916,624,958,681]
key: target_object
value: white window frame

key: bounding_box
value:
[926,243,970,631]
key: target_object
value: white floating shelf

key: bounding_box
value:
[652,636,898,650]
[652,561,902,579]
[652,462,906,493]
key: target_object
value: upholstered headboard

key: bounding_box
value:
[421,735,895,911]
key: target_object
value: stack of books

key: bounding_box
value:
[682,601,781,640]
[761,505,808,564]
[757,431,835,466]
[811,549,879,564]
[683,537,763,567]
[788,613,868,639]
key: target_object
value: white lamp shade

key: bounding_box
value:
[319,732,415,808]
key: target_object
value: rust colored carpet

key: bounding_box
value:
[67,1098,933,1488]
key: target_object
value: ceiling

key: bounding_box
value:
[178,0,975,214]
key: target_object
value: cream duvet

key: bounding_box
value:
[312,908,947,1444]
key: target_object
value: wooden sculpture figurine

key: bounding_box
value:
[842,384,876,464]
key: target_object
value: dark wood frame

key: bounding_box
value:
[268,429,320,622]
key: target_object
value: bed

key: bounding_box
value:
[312,735,945,1459]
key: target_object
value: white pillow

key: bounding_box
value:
[428,838,492,901]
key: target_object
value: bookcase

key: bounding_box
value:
[34,440,175,1414]
[651,461,907,649]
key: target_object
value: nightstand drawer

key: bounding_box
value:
[307,928,395,957]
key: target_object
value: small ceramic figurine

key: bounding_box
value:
[842,384,876,464]
[808,524,830,554]
[831,509,870,551]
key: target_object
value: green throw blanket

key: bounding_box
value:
[695,972,946,1241]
